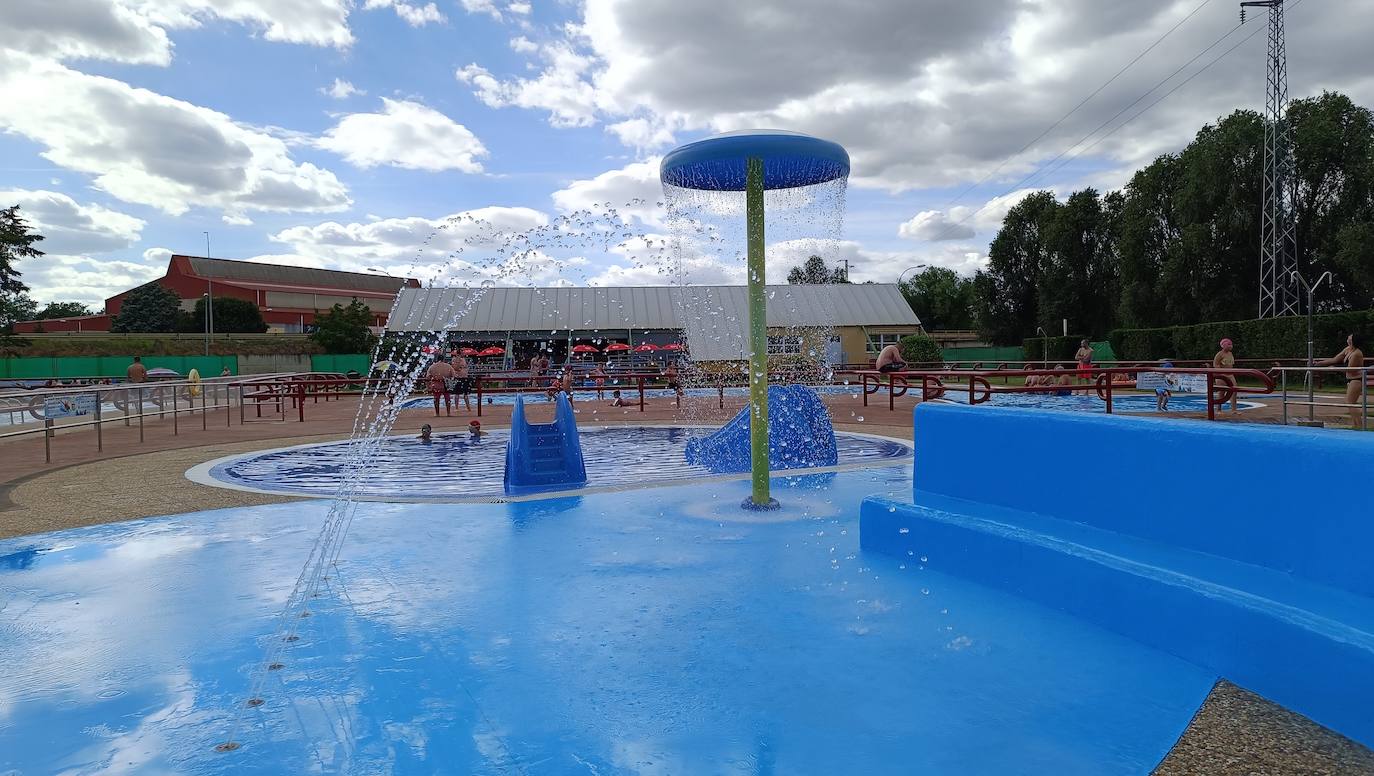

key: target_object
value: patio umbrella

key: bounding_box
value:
[660,343,684,351]
[633,343,660,353]
[571,344,600,354]
[146,367,180,377]
[460,347,479,356]
[477,346,505,357]
[604,343,632,352]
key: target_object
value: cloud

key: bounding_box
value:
[551,158,664,226]
[509,36,538,53]
[897,209,976,241]
[222,213,253,226]
[267,206,550,275]
[323,78,365,99]
[23,254,164,306]
[508,2,532,16]
[606,117,676,151]
[0,189,144,254]
[0,53,351,216]
[143,247,173,264]
[458,0,502,19]
[363,0,445,26]
[453,0,1374,194]
[316,98,487,172]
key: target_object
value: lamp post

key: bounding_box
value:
[1290,270,1332,422]
[204,232,213,356]
[897,264,928,286]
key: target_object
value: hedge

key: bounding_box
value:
[899,334,943,365]
[1021,335,1089,363]
[1108,310,1374,361]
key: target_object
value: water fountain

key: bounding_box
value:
[660,130,850,509]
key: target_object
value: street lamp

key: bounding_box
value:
[897,264,928,286]
[1290,269,1333,422]
[201,292,211,357]
[204,231,213,356]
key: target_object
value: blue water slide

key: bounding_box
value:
[685,385,838,474]
[504,393,588,495]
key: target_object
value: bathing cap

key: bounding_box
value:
[1220,338,1233,348]
[469,420,481,427]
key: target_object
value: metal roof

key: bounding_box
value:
[389,284,920,359]
[182,256,411,295]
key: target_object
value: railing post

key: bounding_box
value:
[239,384,245,425]
[44,418,52,463]
[95,389,103,452]
[172,387,178,435]
[476,376,483,418]
[297,381,306,422]
[1206,374,1216,421]
[202,385,208,430]
[1363,369,1369,431]
[1281,369,1288,425]
[138,387,144,443]
[1105,376,1113,414]
[639,376,645,412]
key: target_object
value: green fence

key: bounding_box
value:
[941,346,1025,363]
[309,354,372,374]
[0,355,238,379]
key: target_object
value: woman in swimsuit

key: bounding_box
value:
[1315,334,1366,429]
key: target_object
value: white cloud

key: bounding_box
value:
[457,40,604,128]
[0,53,351,216]
[316,98,487,173]
[606,117,675,151]
[897,208,976,241]
[363,0,445,26]
[143,247,173,264]
[458,0,502,19]
[4,0,173,65]
[24,254,164,306]
[551,158,663,226]
[508,2,532,15]
[222,213,253,226]
[0,189,144,254]
[509,36,538,53]
[323,78,365,99]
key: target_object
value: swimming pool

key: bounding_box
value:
[191,426,912,500]
[399,385,1262,413]
[0,468,1214,774]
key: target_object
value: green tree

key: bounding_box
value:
[1,205,43,299]
[310,299,375,354]
[973,190,1059,344]
[1039,188,1121,338]
[899,267,974,330]
[786,255,849,284]
[1115,154,1181,328]
[898,333,943,365]
[1,292,38,334]
[34,301,94,319]
[177,296,268,333]
[111,283,181,332]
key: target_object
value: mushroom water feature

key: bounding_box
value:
[660,129,850,510]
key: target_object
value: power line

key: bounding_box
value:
[924,9,1269,242]
[921,0,1216,226]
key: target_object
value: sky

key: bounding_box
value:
[1,0,1371,307]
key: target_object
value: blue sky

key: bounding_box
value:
[1,0,1367,306]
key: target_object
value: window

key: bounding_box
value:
[866,332,906,354]
[766,334,804,355]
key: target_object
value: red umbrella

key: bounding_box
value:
[660,343,684,351]
[633,343,660,352]
[460,347,479,356]
[571,344,600,354]
[477,346,505,356]
[604,343,632,352]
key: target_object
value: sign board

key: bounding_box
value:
[44,393,97,419]
[1136,372,1208,394]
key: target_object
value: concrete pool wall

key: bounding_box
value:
[861,403,1374,746]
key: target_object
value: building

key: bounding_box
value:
[387,283,921,365]
[14,255,419,333]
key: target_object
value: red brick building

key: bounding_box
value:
[15,255,420,333]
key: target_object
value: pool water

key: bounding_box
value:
[194,426,912,500]
[0,468,1214,774]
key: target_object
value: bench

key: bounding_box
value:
[860,403,1374,747]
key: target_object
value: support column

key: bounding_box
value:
[744,157,777,509]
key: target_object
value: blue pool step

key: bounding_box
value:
[861,403,1374,748]
[504,393,587,495]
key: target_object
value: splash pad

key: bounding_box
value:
[661,130,850,510]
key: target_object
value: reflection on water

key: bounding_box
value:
[0,467,1214,775]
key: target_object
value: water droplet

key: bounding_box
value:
[921,588,930,596]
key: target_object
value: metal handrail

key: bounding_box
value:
[1271,365,1371,427]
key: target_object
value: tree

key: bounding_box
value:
[898,333,943,365]
[178,296,268,333]
[973,190,1059,344]
[310,299,375,354]
[787,255,848,284]
[111,283,181,332]
[34,301,94,319]
[899,267,974,330]
[1,205,43,299]
[1039,188,1121,338]
[1,293,38,333]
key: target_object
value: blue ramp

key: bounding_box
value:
[504,393,587,495]
[685,384,838,473]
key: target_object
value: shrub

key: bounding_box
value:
[899,334,943,365]
[1108,310,1374,361]
[1020,335,1087,364]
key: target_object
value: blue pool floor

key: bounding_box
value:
[0,467,1214,774]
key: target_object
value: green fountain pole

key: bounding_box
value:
[745,157,774,508]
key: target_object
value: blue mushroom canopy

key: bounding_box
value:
[660,129,850,191]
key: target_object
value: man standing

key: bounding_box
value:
[126,356,147,383]
[1213,338,1238,413]
[450,351,472,412]
[1074,339,1094,394]
[1315,334,1367,429]
[426,358,455,417]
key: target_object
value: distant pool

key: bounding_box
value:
[192,426,912,501]
[941,392,1263,412]
[0,469,1214,774]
